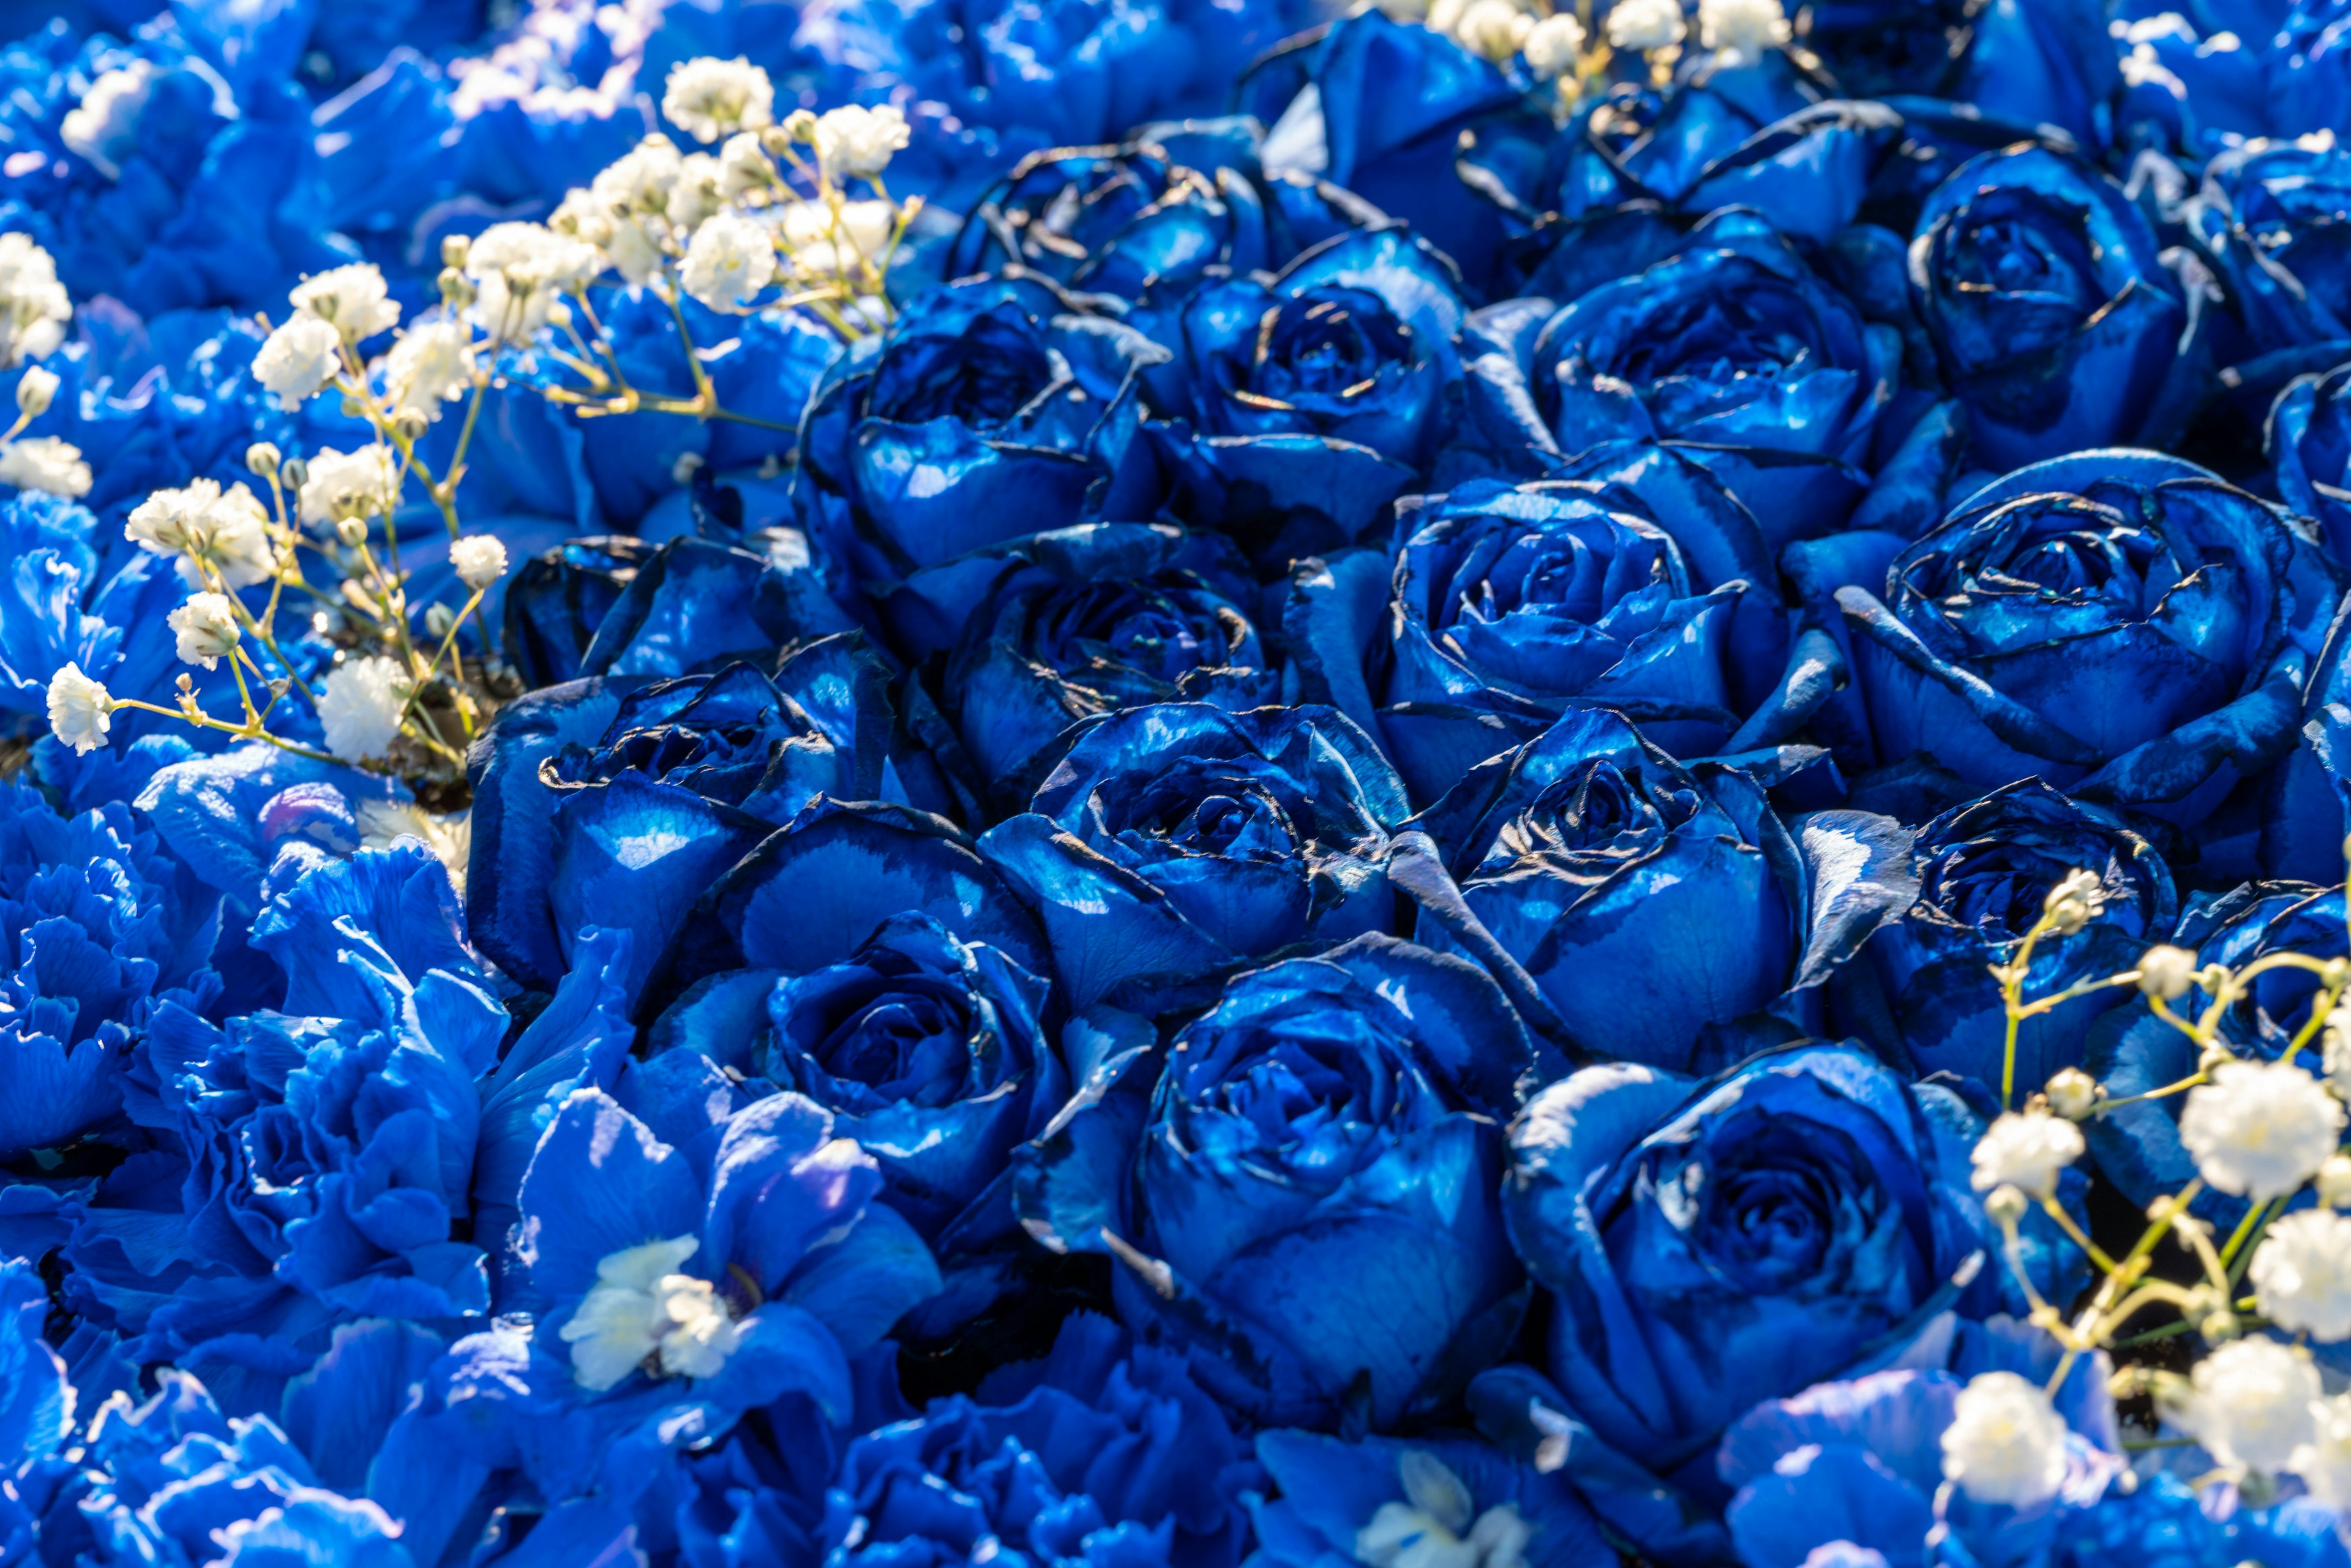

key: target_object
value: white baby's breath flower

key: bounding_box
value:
[1970,1109,2083,1199]
[780,200,894,278]
[126,478,276,585]
[317,655,410,762]
[254,317,343,412]
[1940,1371,2069,1507]
[167,591,240,670]
[2324,1006,2351,1097]
[59,61,152,181]
[2139,943,2200,1002]
[558,1236,743,1391]
[1607,0,1687,50]
[661,56,774,144]
[2292,1392,2351,1512]
[465,222,604,341]
[2178,1337,2320,1474]
[0,437,90,498]
[0,234,72,367]
[666,152,726,233]
[1521,12,1587,75]
[2179,1059,2345,1200]
[289,263,400,342]
[383,320,476,422]
[45,662,111,754]
[681,212,778,310]
[15,364,59,419]
[2250,1209,2351,1341]
[592,135,686,216]
[299,445,400,531]
[718,131,777,198]
[450,534,509,590]
[1698,0,1790,66]
[1453,0,1537,61]
[813,103,910,182]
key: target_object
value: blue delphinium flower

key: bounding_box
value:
[1247,1430,1610,1568]
[1018,933,1535,1428]
[816,1311,1259,1568]
[0,776,217,1157]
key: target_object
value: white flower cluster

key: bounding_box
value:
[1971,1109,2084,1199]
[0,233,70,369]
[2178,1059,2344,1200]
[257,260,481,418]
[126,479,279,589]
[560,1237,743,1391]
[1697,0,1791,67]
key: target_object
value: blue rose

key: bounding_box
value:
[1481,1043,2011,1562]
[744,912,1067,1333]
[1830,780,2178,1098]
[1018,933,1534,1428]
[1837,451,2344,825]
[467,642,970,1000]
[947,135,1275,301]
[1247,1431,1610,1568]
[795,276,1169,656]
[1142,226,1468,568]
[1475,210,1897,549]
[1286,477,1761,805]
[498,535,658,691]
[0,778,218,1157]
[1910,147,2187,468]
[2188,138,2351,358]
[2271,361,2351,571]
[1403,708,1807,1071]
[816,1311,1258,1568]
[980,702,1410,1013]
[939,523,1280,803]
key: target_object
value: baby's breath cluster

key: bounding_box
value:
[1959,838,2351,1506]
[0,234,88,500]
[1385,0,1785,104]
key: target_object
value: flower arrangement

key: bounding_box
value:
[4,0,2351,1565]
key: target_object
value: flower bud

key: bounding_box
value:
[1984,1183,2030,1226]
[425,602,457,639]
[781,108,817,143]
[441,234,471,271]
[14,364,58,419]
[279,456,308,491]
[246,441,281,478]
[437,267,477,309]
[2320,1155,2351,1209]
[2042,868,2105,936]
[2044,1068,2102,1121]
[335,516,368,547]
[2137,943,2198,1001]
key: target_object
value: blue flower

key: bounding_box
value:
[0,777,217,1157]
[1832,780,2178,1097]
[2270,360,2351,569]
[1138,226,1466,569]
[816,1311,1258,1568]
[1837,452,2343,825]
[795,276,1169,656]
[980,702,1410,1013]
[1246,1431,1610,1568]
[1286,477,1761,803]
[1018,934,1534,1428]
[497,535,658,691]
[750,912,1067,1333]
[1401,709,1805,1071]
[2188,138,2351,358]
[1475,210,1896,549]
[939,523,1279,803]
[466,645,967,1000]
[1482,1043,2008,1559]
[1909,148,2187,468]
